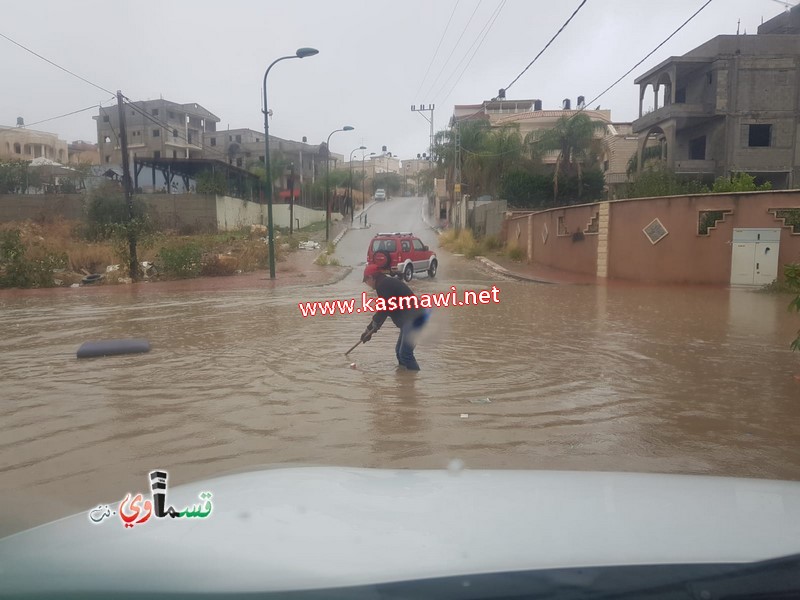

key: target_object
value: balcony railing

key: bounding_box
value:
[632,103,711,133]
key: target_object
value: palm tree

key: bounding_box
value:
[527,113,607,201]
[432,121,524,198]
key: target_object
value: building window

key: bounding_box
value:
[256,138,260,143]
[154,151,161,159]
[105,155,110,163]
[235,135,242,143]
[229,136,233,142]
[236,157,243,167]
[173,151,177,158]
[153,129,160,137]
[13,143,21,154]
[152,109,159,116]
[707,72,712,84]
[103,115,110,122]
[748,124,771,147]
[172,129,178,137]
[210,137,217,147]
[675,88,686,103]
[169,111,175,119]
[689,136,706,160]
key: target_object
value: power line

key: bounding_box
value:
[581,0,714,110]
[423,0,483,100]
[416,0,461,99]
[438,0,507,104]
[121,98,237,163]
[0,99,114,132]
[503,0,589,94]
[0,31,115,97]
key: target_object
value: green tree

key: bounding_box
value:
[84,182,156,279]
[373,172,403,195]
[625,167,708,199]
[626,144,666,177]
[528,113,606,201]
[711,172,772,193]
[0,159,41,193]
[196,170,228,195]
[500,169,552,208]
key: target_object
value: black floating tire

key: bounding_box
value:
[77,339,151,359]
[81,274,103,285]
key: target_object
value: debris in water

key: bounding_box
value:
[460,413,469,419]
[470,397,491,404]
[350,363,357,369]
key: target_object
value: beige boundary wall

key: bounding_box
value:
[0,193,331,232]
[502,190,800,284]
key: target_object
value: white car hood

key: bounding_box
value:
[1,467,799,595]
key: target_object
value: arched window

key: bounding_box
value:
[13,143,21,154]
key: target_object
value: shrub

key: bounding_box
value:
[201,254,239,276]
[0,228,67,288]
[507,243,525,262]
[157,241,203,278]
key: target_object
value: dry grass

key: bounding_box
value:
[1,218,290,286]
[438,229,501,259]
[506,242,525,262]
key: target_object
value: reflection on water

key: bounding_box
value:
[1,272,799,537]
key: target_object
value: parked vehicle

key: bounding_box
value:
[374,189,386,201]
[367,232,438,281]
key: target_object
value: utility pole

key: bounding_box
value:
[116,90,139,281]
[411,104,435,167]
[288,162,295,236]
[454,122,462,234]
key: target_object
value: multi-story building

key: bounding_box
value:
[161,126,333,188]
[68,140,100,165]
[631,6,800,188]
[453,98,636,197]
[0,122,68,163]
[94,99,220,165]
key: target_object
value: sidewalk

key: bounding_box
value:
[475,253,601,285]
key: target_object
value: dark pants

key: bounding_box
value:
[394,310,430,371]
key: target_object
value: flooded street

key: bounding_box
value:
[2,197,799,538]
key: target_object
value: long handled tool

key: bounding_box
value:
[345,340,362,356]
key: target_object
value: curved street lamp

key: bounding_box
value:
[262,46,319,279]
[349,145,366,224]
[325,126,354,241]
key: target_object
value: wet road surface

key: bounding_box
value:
[2,197,799,537]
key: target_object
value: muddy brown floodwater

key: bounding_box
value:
[2,217,800,538]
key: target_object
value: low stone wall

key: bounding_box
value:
[502,190,800,284]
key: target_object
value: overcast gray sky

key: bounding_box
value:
[0,0,787,161]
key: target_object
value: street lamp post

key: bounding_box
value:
[325,126,354,241]
[263,46,318,280]
[349,145,366,224]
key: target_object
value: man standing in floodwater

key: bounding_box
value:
[360,263,430,371]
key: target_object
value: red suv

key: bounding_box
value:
[367,232,438,281]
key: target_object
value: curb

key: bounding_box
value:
[475,256,554,285]
[310,265,353,288]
